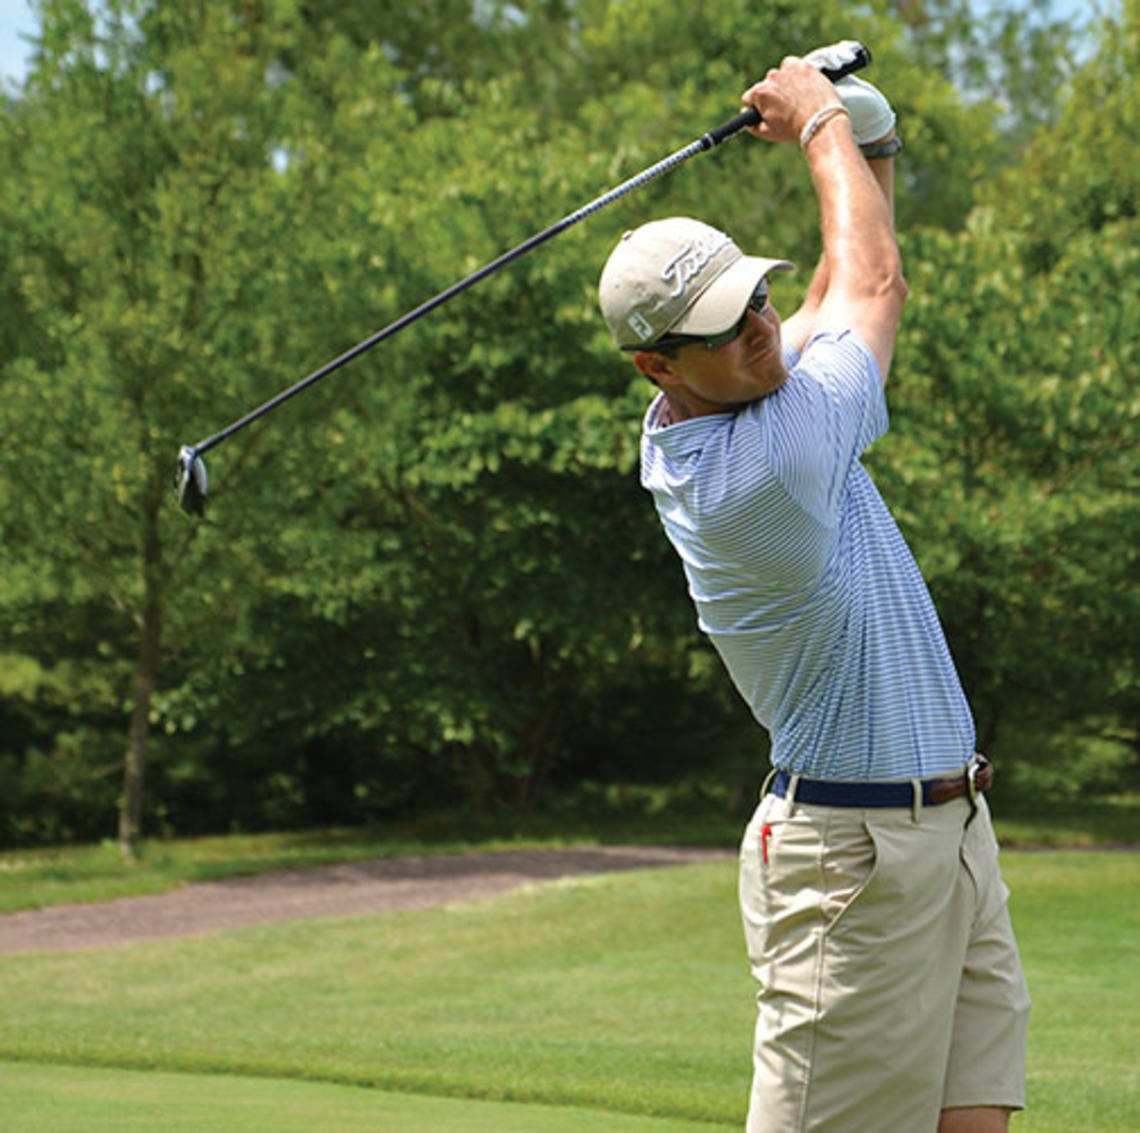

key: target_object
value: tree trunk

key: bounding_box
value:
[118,503,163,859]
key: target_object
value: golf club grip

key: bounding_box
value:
[703,42,872,147]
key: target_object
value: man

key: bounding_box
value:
[597,46,1030,1133]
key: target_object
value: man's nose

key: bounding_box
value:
[744,307,771,337]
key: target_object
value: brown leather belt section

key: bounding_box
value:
[927,755,994,804]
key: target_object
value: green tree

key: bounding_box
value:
[881,0,1139,787]
[883,221,1138,777]
[3,0,1123,848]
[0,0,409,850]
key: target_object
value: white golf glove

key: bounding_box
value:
[804,40,897,145]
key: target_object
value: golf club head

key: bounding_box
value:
[176,445,208,517]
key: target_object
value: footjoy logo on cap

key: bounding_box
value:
[626,311,656,340]
[661,230,734,298]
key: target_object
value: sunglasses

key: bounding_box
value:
[622,279,770,353]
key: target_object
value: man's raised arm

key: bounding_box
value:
[741,58,906,381]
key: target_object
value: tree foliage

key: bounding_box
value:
[0,0,1134,847]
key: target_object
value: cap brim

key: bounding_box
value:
[670,255,794,336]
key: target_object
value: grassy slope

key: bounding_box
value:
[0,864,750,1120]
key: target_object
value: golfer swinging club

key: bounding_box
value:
[598,44,1031,1133]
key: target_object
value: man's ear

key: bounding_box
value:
[632,350,677,388]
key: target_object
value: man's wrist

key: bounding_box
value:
[800,105,851,150]
[860,136,903,159]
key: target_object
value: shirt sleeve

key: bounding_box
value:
[758,329,888,524]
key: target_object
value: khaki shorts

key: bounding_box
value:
[739,789,1030,1132]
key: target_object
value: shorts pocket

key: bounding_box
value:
[740,806,878,964]
[818,815,879,933]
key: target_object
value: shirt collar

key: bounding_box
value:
[642,393,733,456]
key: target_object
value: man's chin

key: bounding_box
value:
[729,383,783,410]
[745,349,786,385]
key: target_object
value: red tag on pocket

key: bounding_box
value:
[761,823,772,865]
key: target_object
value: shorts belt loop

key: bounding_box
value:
[910,778,923,824]
[785,773,801,817]
[759,767,777,804]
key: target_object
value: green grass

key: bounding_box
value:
[0,850,1136,1129]
[991,792,1140,848]
[0,1063,729,1132]
[1006,852,1140,1131]
[0,863,751,1120]
[0,826,577,914]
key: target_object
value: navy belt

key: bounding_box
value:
[770,757,992,809]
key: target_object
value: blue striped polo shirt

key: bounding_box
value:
[640,329,974,780]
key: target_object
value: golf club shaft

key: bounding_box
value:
[187,45,870,459]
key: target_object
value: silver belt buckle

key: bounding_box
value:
[964,755,983,826]
[967,757,981,805]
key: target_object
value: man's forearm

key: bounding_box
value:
[741,57,904,376]
[784,133,899,350]
[808,121,901,288]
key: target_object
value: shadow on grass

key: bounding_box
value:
[377,780,1140,852]
[988,792,1140,848]
[137,783,1140,858]
[1,781,1134,917]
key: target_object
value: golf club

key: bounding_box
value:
[176,42,872,515]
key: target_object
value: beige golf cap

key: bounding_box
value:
[599,217,793,348]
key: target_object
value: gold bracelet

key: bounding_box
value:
[799,105,851,150]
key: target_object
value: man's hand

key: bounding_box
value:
[740,57,844,145]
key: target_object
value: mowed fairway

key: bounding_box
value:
[0,851,1136,1131]
[0,1062,729,1132]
